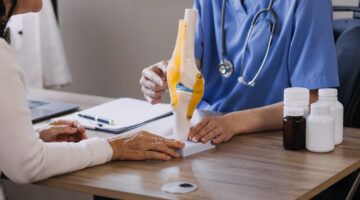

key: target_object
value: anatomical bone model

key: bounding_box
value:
[167,9,205,141]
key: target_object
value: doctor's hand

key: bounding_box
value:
[37,120,87,143]
[107,131,184,161]
[188,116,236,145]
[140,61,168,104]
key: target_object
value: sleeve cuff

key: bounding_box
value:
[290,74,340,90]
[84,137,113,165]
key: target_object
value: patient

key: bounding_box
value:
[0,0,184,194]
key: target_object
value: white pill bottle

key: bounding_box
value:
[317,88,344,145]
[306,103,335,153]
[284,87,309,117]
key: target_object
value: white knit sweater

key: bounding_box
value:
[0,38,113,198]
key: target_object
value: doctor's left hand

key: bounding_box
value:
[37,120,88,143]
[188,116,236,145]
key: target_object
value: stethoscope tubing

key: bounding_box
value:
[220,0,276,87]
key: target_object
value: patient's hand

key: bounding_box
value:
[107,131,185,161]
[37,120,87,143]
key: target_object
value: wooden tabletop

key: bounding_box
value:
[29,88,360,200]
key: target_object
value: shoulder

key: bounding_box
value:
[0,38,26,85]
[0,38,23,72]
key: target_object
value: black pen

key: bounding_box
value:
[78,113,115,125]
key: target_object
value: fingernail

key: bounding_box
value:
[192,138,197,143]
[72,128,77,131]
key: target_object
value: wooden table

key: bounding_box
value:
[28,88,360,200]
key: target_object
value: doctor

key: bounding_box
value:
[140,0,339,144]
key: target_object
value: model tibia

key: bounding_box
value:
[173,90,193,140]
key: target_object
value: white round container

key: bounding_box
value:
[318,88,344,145]
[306,103,335,153]
[284,87,310,117]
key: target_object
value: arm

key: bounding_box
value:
[0,46,183,184]
[226,90,318,134]
[0,59,113,183]
[188,59,318,144]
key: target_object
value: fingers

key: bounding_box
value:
[139,76,167,92]
[141,85,165,99]
[144,94,162,105]
[78,131,88,140]
[142,67,165,86]
[200,128,222,144]
[50,119,70,126]
[49,125,77,136]
[144,151,171,161]
[50,120,86,134]
[188,118,211,141]
[160,138,185,149]
[140,61,169,104]
[212,134,229,145]
[149,143,180,158]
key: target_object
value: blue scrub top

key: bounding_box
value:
[193,0,340,113]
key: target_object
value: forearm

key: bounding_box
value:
[224,89,318,135]
[225,102,284,135]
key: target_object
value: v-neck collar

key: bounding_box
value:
[231,0,248,15]
[229,0,269,16]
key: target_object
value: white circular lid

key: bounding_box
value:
[285,108,304,117]
[319,88,337,97]
[284,87,309,106]
[311,102,330,115]
[161,182,197,194]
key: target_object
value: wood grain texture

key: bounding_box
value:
[29,88,360,200]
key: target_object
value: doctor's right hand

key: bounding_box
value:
[107,131,184,161]
[139,61,168,104]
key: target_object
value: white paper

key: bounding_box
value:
[53,98,172,133]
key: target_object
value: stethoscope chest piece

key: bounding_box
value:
[218,59,234,78]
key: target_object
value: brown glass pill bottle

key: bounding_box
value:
[283,108,306,150]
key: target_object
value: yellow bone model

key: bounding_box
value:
[167,9,204,140]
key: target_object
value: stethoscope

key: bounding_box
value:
[218,0,277,87]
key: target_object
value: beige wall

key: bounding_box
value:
[59,0,193,100]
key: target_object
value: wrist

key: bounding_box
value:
[224,110,252,135]
[107,136,124,161]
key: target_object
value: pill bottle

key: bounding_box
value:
[306,103,335,153]
[283,108,305,150]
[284,87,309,118]
[318,88,344,145]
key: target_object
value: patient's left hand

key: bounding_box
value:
[188,116,235,145]
[37,120,87,143]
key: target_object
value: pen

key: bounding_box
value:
[78,113,115,125]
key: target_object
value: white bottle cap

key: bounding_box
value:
[285,108,304,117]
[311,102,331,115]
[319,88,337,97]
[284,87,310,106]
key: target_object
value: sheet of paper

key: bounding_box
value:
[53,98,172,133]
